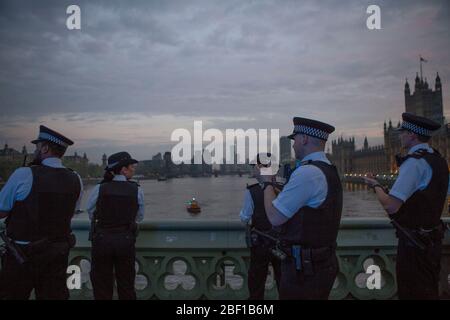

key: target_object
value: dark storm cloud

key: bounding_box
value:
[0,0,449,160]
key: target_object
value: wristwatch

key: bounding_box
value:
[371,184,386,193]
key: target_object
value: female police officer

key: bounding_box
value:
[240,153,282,300]
[86,152,144,300]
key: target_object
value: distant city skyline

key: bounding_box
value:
[1,0,449,163]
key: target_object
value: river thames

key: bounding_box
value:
[75,176,386,221]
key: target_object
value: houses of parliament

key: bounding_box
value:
[331,71,449,175]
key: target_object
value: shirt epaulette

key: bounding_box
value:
[300,160,313,166]
[396,148,434,167]
[406,149,431,160]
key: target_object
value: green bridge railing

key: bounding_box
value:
[67,217,450,300]
[1,218,450,299]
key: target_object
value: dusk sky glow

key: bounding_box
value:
[0,0,449,163]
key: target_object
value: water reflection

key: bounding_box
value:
[76,177,386,221]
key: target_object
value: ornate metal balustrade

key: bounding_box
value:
[68,218,450,300]
[1,218,449,299]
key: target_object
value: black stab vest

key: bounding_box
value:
[279,161,343,248]
[93,180,139,229]
[6,165,81,241]
[393,149,449,229]
[247,182,284,232]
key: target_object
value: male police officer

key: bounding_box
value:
[364,113,448,300]
[0,125,83,300]
[240,153,282,300]
[86,152,144,300]
[257,117,342,300]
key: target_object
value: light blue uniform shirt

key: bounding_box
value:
[389,143,434,202]
[0,157,84,213]
[448,176,450,195]
[86,174,145,222]
[239,189,255,224]
[273,151,330,219]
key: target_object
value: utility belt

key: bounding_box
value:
[397,221,446,248]
[249,229,279,248]
[17,234,76,248]
[89,221,138,241]
[245,227,287,261]
[0,232,76,265]
[280,242,336,276]
[96,225,134,233]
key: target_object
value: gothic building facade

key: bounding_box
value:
[331,71,449,175]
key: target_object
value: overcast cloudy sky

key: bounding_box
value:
[0,0,449,163]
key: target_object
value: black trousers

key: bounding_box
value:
[90,232,136,300]
[396,237,442,300]
[247,245,281,300]
[278,253,338,300]
[0,242,71,300]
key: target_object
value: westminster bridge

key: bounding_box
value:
[0,218,449,300]
[3,218,450,299]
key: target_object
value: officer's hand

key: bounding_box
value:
[362,173,378,187]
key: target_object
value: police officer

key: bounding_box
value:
[0,125,83,300]
[257,117,342,300]
[364,113,448,300]
[86,152,144,300]
[240,153,282,300]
